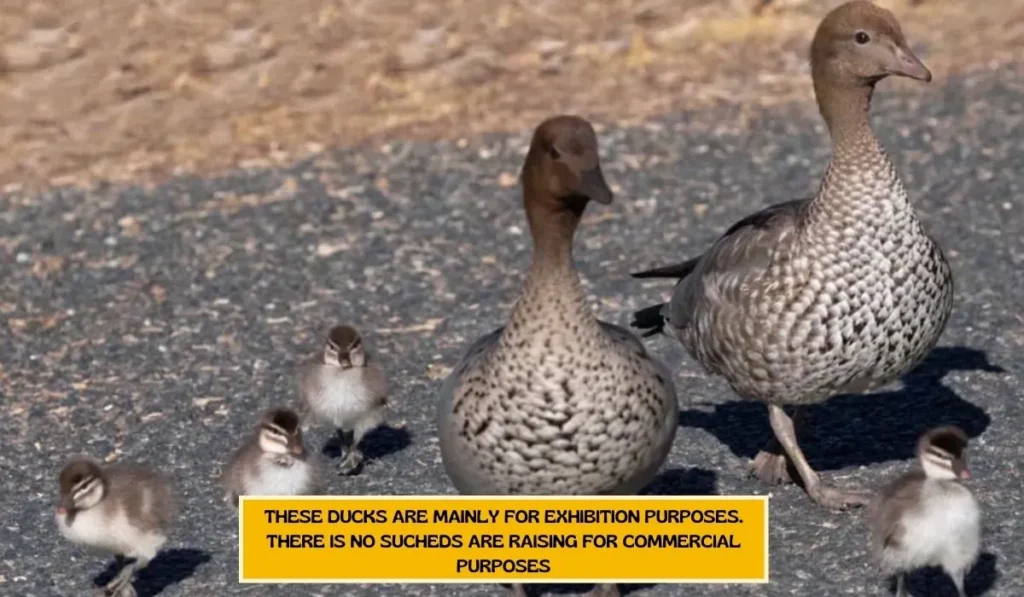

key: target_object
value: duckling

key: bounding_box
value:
[298,325,388,475]
[868,426,981,597]
[55,458,176,597]
[438,115,679,597]
[220,407,322,504]
[630,0,951,510]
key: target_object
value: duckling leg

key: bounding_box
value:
[894,573,907,597]
[335,428,362,475]
[950,569,967,597]
[339,423,370,475]
[751,407,805,485]
[103,557,142,597]
[584,583,621,596]
[340,412,384,475]
[766,405,872,509]
[508,583,529,596]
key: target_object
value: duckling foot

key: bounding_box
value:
[338,449,364,476]
[100,574,136,597]
[584,583,621,597]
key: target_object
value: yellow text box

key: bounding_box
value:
[239,496,768,583]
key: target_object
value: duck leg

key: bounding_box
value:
[766,404,872,509]
[584,583,620,597]
[508,584,529,597]
[751,407,805,485]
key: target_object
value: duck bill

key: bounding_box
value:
[56,497,74,516]
[580,166,613,205]
[891,46,932,82]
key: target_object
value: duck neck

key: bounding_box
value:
[499,189,598,350]
[808,77,909,225]
[524,194,583,277]
[816,77,877,149]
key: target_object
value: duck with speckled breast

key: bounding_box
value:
[630,0,953,510]
[437,115,680,597]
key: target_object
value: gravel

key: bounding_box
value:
[1,65,1021,597]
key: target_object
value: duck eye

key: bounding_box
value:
[854,31,870,45]
[548,146,561,160]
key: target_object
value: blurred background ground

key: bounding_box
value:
[1,0,1021,190]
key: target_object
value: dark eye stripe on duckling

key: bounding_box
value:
[262,424,291,438]
[72,477,99,498]
[925,447,953,461]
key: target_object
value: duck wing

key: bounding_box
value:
[630,198,810,335]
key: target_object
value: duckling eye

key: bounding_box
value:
[548,146,561,160]
[854,31,870,45]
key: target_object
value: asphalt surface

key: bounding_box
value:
[2,64,1022,597]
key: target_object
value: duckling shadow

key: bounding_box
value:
[320,425,412,461]
[93,548,212,597]
[681,346,1001,471]
[894,552,999,596]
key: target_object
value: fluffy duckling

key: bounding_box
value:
[220,407,322,504]
[298,325,388,475]
[55,458,177,597]
[868,426,981,597]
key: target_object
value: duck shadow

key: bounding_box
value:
[681,346,1002,471]
[320,425,412,461]
[93,548,212,597]
[640,467,717,496]
[506,469,716,597]
[891,552,999,596]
